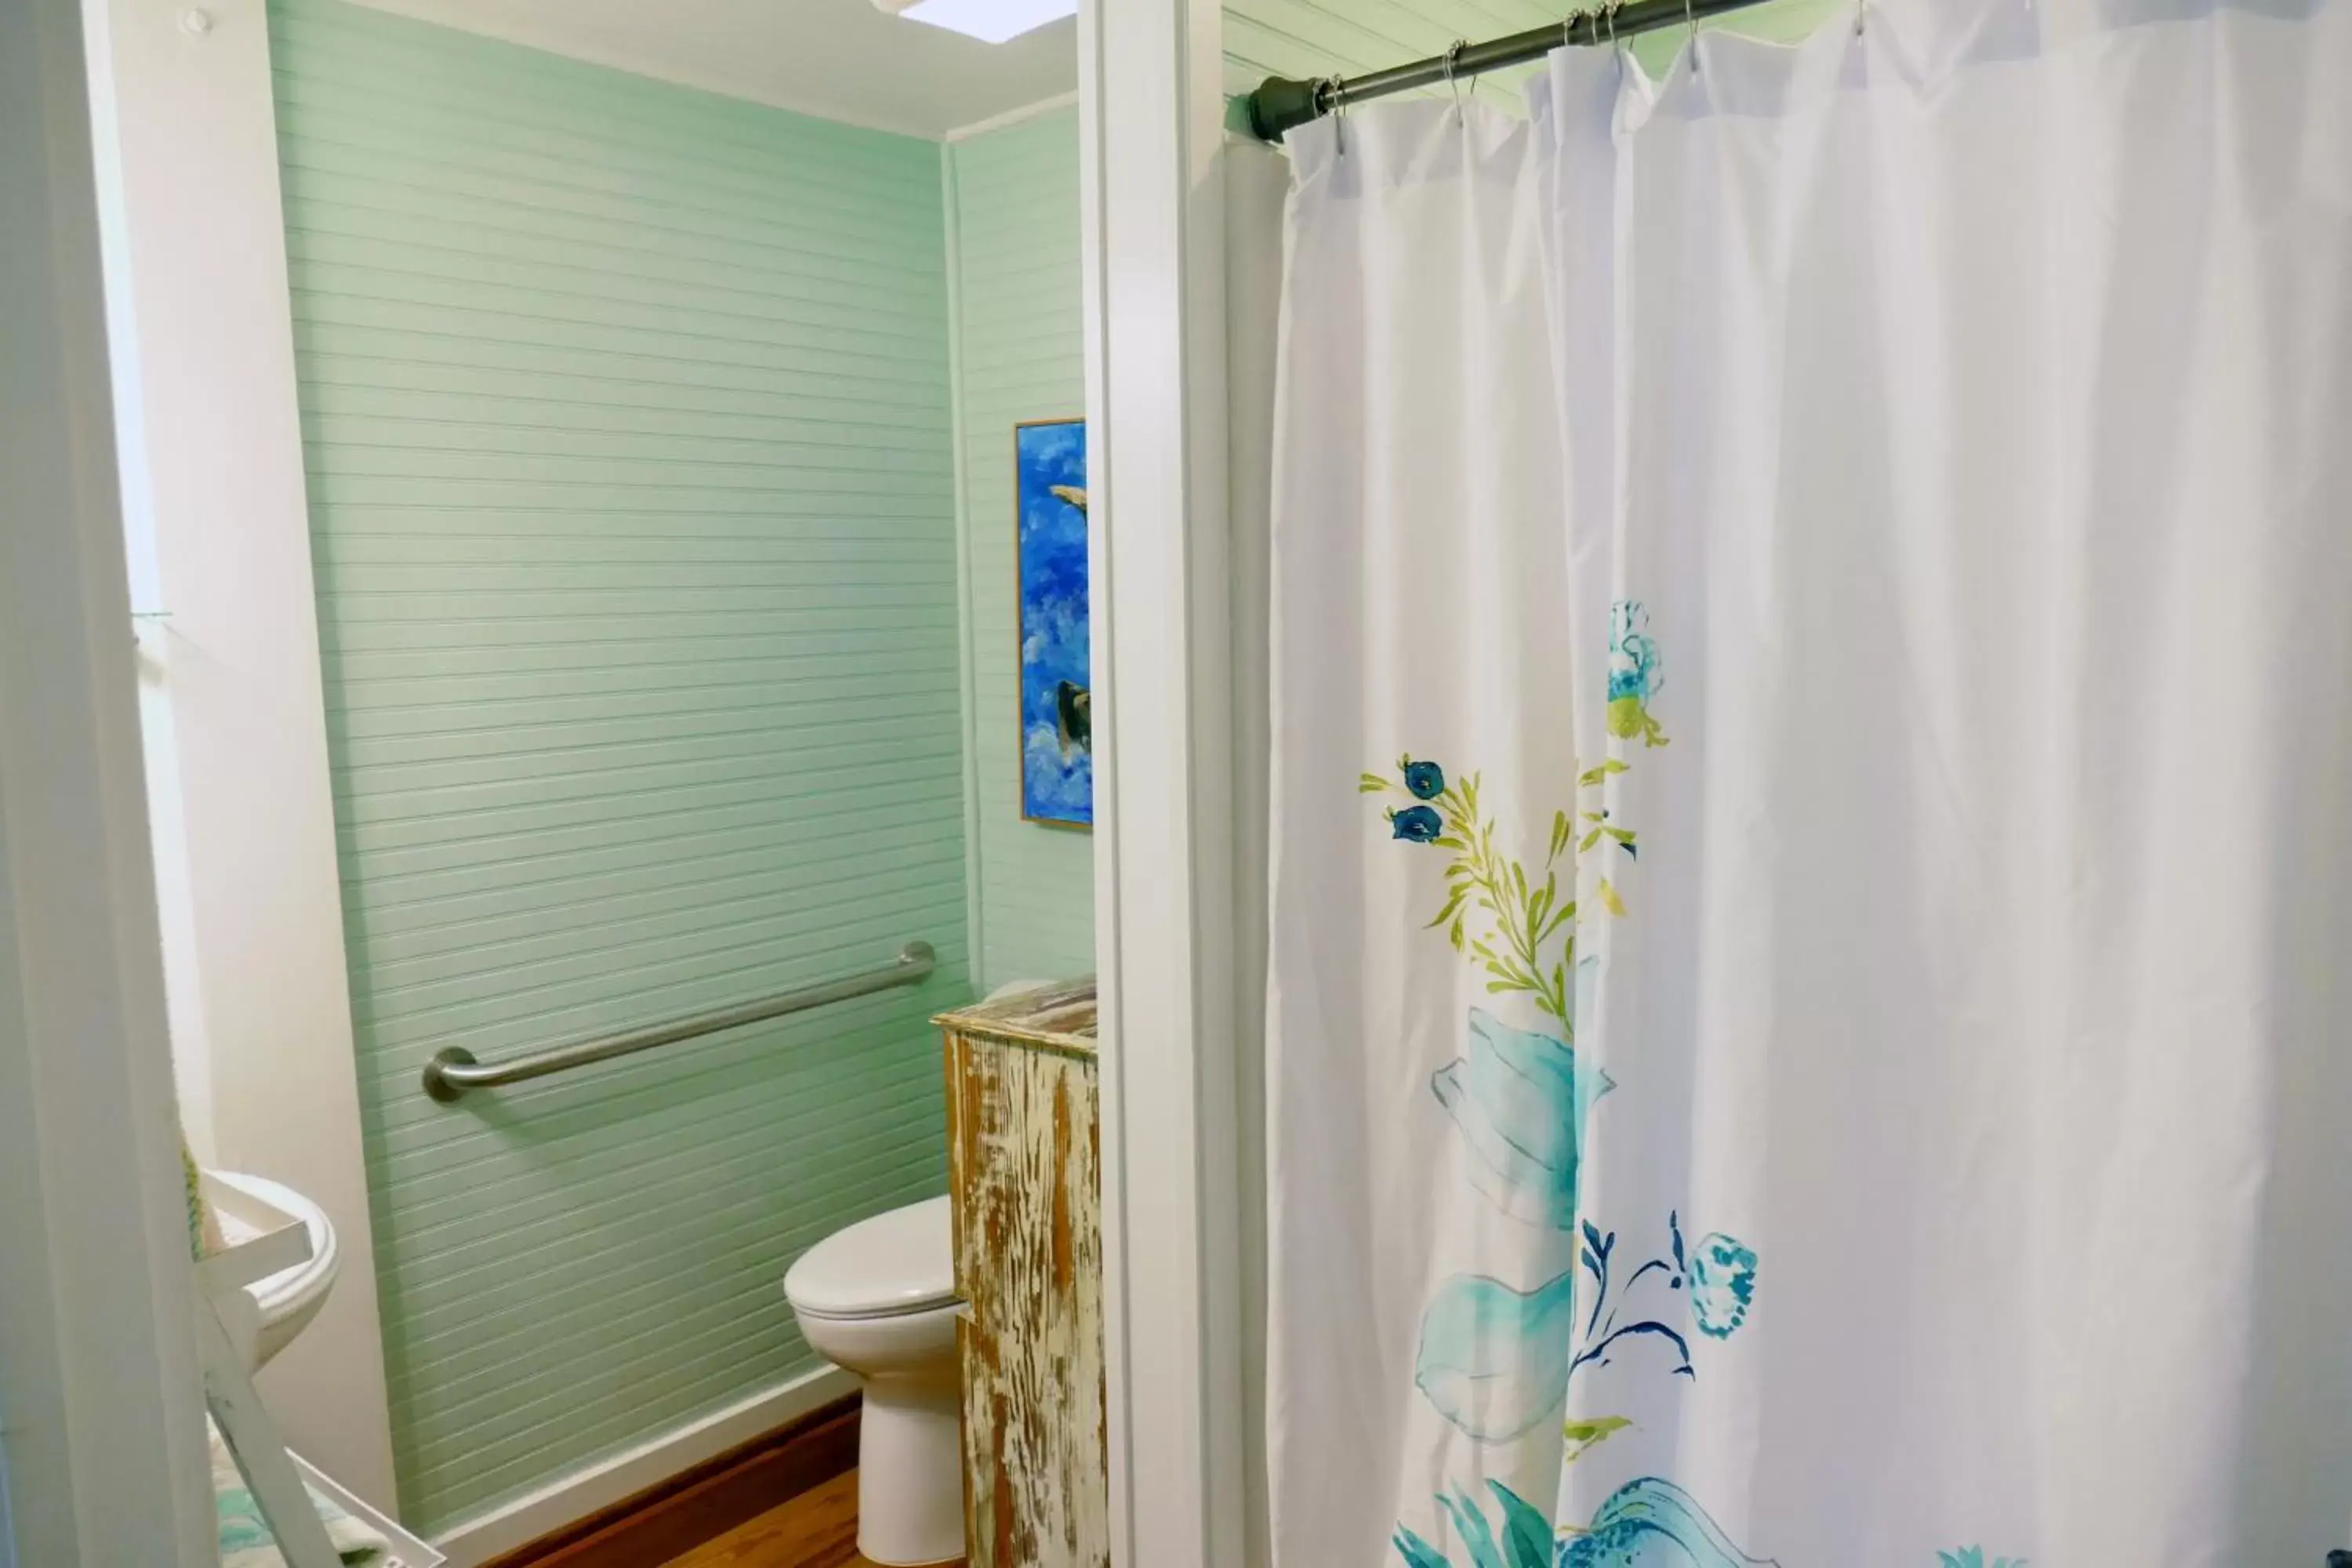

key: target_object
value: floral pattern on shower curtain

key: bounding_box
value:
[1262,2,2352,1565]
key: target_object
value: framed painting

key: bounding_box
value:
[1014,418,1091,828]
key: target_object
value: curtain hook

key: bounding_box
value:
[1443,38,1469,119]
[1563,5,1588,47]
[1683,0,1701,71]
[1854,0,1867,34]
[1320,74,1348,153]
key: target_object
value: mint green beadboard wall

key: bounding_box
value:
[270,0,967,1531]
[946,109,1095,989]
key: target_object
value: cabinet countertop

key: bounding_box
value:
[932,978,1097,1058]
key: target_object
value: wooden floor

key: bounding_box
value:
[663,1471,964,1568]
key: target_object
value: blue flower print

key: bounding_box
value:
[1570,1214,1697,1386]
[1689,1233,1759,1339]
[1607,600,1670,749]
[1402,757,1447,800]
[1568,1215,1759,1387]
[1391,805,1444,843]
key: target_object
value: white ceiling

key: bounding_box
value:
[352,0,1077,140]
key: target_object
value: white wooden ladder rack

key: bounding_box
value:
[193,1173,342,1568]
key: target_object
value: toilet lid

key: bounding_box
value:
[785,1195,957,1318]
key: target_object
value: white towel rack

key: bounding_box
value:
[292,1454,442,1568]
[195,1173,344,1568]
[194,1174,445,1568]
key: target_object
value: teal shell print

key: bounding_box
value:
[1688,1233,1759,1339]
[1415,1268,1582,1442]
[1434,1009,1614,1229]
[1559,1478,1778,1567]
[1938,1552,2028,1568]
[1392,1480,1554,1568]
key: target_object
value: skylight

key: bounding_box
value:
[891,0,1075,45]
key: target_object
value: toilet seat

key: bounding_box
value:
[785,1194,956,1319]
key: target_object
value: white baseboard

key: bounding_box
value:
[429,1364,858,1567]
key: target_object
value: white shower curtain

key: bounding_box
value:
[1263,2,2352,1565]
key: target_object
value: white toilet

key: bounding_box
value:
[784,1195,964,1567]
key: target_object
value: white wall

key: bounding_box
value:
[0,0,216,1559]
[82,0,398,1503]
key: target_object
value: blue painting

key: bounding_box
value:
[1016,419,1091,826]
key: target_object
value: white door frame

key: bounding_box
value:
[0,0,216,1561]
[80,0,397,1497]
[1078,0,1254,1562]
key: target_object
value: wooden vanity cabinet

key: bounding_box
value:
[936,983,1109,1568]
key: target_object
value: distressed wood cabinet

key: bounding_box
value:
[936,983,1109,1568]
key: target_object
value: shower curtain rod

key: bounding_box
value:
[1243,0,1777,142]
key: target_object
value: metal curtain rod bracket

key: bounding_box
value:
[422,940,937,1102]
[1243,0,1777,142]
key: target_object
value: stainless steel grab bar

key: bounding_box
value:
[421,940,936,1103]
